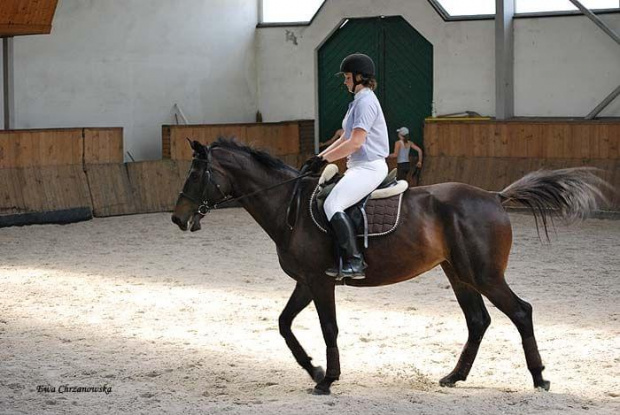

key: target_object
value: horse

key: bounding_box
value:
[171,138,609,395]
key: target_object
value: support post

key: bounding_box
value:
[495,0,514,120]
[3,37,15,130]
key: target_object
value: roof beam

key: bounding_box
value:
[0,0,59,37]
[586,84,620,120]
[568,0,620,46]
[567,0,620,118]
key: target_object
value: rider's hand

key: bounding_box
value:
[301,155,327,174]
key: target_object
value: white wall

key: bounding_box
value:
[13,0,258,160]
[257,0,620,127]
[515,15,620,117]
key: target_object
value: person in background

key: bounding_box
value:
[389,126,423,186]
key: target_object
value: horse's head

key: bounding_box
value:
[171,140,234,232]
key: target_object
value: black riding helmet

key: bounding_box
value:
[338,53,375,91]
[339,53,375,77]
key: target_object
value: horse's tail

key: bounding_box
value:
[497,167,612,240]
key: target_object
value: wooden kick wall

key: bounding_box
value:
[0,128,124,225]
[422,120,620,209]
[162,120,315,168]
[0,128,190,225]
[1,121,317,225]
[2,119,617,226]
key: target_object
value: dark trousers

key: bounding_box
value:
[397,161,421,186]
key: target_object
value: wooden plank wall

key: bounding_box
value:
[163,121,314,169]
[0,129,83,168]
[84,128,124,164]
[422,120,620,209]
[0,0,59,36]
[85,160,188,217]
[0,128,124,224]
[0,165,91,217]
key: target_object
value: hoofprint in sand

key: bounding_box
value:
[0,209,618,414]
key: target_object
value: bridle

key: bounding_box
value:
[178,148,313,223]
[178,156,232,216]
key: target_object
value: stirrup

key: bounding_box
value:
[335,272,365,281]
[325,267,339,277]
[327,260,366,280]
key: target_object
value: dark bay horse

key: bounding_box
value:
[171,138,609,395]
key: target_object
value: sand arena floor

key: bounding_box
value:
[0,209,618,414]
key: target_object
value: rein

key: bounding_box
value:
[178,156,313,225]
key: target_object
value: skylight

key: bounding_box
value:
[260,0,325,24]
[433,0,620,17]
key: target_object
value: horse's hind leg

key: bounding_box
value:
[478,278,551,391]
[279,282,325,383]
[440,262,491,387]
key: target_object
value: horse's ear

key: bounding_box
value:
[188,139,205,154]
[190,140,209,158]
[188,138,201,151]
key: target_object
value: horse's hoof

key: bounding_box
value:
[439,379,456,388]
[439,373,464,388]
[312,385,331,396]
[535,380,551,391]
[312,366,326,383]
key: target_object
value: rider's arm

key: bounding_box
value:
[318,132,345,157]
[321,128,367,162]
[319,129,344,150]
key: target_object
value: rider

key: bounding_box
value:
[304,53,389,279]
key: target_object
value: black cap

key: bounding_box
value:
[338,53,375,77]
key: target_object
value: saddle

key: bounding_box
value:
[310,164,408,248]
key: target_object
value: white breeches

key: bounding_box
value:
[324,159,388,221]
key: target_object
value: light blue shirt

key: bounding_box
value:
[341,88,390,163]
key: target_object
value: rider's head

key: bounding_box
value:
[338,53,376,93]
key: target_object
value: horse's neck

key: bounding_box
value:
[234,167,296,245]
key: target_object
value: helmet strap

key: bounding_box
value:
[351,73,363,94]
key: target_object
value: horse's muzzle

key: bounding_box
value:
[171,213,203,232]
[171,213,188,231]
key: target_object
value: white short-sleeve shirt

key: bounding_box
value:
[342,88,390,163]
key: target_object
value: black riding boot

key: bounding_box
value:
[325,212,366,279]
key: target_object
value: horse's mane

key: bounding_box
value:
[210,137,297,172]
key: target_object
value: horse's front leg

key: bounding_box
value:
[279,282,325,383]
[310,281,340,395]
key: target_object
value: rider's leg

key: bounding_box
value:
[325,211,366,279]
[323,160,387,279]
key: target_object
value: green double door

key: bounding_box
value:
[318,16,433,148]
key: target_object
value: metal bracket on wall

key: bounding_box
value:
[567,0,620,119]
